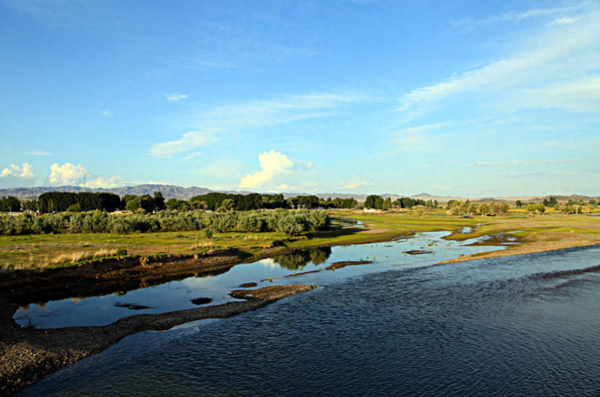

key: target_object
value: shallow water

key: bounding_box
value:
[16,240,600,396]
[14,231,498,328]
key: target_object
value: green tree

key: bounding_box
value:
[309,210,330,231]
[217,198,234,212]
[364,195,383,209]
[527,203,538,215]
[239,213,265,232]
[0,196,21,212]
[153,192,166,211]
[382,197,392,211]
[469,203,480,215]
[277,213,310,236]
[537,203,546,214]
[480,204,491,216]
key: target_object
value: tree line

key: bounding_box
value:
[0,209,331,237]
[0,192,359,214]
[364,195,438,210]
[189,193,357,211]
[446,200,509,216]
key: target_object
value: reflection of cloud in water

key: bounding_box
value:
[182,277,222,289]
[259,258,278,269]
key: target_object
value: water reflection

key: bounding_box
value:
[273,247,332,270]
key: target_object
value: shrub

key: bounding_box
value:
[309,210,330,231]
[239,213,265,232]
[277,213,310,236]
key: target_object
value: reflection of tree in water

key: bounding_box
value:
[309,247,331,266]
[274,247,332,271]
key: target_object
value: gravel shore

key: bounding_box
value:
[0,284,318,396]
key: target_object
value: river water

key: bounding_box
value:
[14,231,497,328]
[16,234,600,396]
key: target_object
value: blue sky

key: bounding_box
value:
[1,0,599,197]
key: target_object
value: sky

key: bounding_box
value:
[1,0,599,197]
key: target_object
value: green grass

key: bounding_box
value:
[1,211,598,271]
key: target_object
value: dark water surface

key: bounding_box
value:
[17,242,600,396]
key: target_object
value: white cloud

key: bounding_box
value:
[548,17,579,26]
[473,159,581,167]
[101,109,112,118]
[543,141,562,147]
[520,76,600,112]
[85,176,125,189]
[240,150,310,189]
[393,123,446,152]
[400,5,600,116]
[340,181,374,190]
[166,93,189,102]
[166,56,235,71]
[184,151,204,160]
[150,93,365,157]
[0,163,34,178]
[2,0,94,27]
[452,4,585,28]
[49,162,86,185]
[47,162,137,188]
[150,131,215,157]
[26,151,52,156]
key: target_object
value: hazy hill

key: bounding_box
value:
[0,184,213,200]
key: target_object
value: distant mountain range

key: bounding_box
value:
[0,184,213,200]
[0,184,597,203]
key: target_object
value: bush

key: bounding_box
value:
[82,211,110,233]
[0,209,331,236]
[214,213,238,232]
[239,213,266,232]
[277,213,310,236]
[309,210,330,231]
[111,217,132,234]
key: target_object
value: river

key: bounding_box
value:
[15,232,600,396]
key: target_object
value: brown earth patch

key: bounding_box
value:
[230,284,318,300]
[358,228,387,234]
[404,250,433,255]
[326,260,372,270]
[283,270,322,278]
